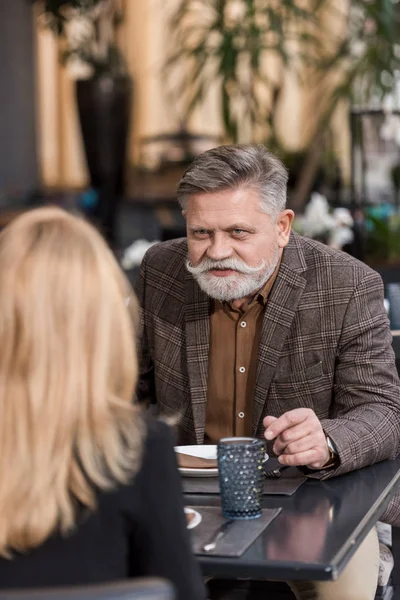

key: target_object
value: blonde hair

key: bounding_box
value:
[0,207,144,556]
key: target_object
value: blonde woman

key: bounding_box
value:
[0,207,205,600]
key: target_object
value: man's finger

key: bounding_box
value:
[272,422,314,454]
[274,433,316,456]
[264,408,311,441]
[263,415,277,429]
[282,435,324,457]
[278,448,324,467]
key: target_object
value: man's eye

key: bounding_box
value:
[194,230,209,236]
[232,229,245,235]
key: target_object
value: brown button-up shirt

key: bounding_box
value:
[205,266,280,443]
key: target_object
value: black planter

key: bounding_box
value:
[76,75,132,245]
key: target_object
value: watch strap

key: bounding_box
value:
[323,435,339,469]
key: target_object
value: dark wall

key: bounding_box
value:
[0,0,38,199]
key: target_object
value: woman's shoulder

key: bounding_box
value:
[139,416,178,478]
[144,416,175,452]
[120,415,177,486]
[113,416,178,511]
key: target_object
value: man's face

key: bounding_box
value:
[184,187,293,301]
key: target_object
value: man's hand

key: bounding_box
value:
[263,408,330,469]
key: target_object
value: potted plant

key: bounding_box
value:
[166,0,319,144]
[166,0,400,211]
[365,214,400,266]
[33,0,132,244]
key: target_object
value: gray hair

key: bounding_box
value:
[176,144,288,220]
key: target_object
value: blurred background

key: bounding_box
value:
[1,0,400,308]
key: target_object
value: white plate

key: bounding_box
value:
[184,507,202,530]
[175,445,219,477]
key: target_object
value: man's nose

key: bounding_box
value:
[206,233,233,261]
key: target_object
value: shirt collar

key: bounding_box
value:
[213,257,282,313]
[248,257,282,307]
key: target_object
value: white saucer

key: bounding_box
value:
[184,507,202,529]
[175,445,218,477]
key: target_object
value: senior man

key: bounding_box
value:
[136,144,400,600]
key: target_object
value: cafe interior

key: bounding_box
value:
[1,0,400,599]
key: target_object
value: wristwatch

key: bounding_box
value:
[323,435,339,469]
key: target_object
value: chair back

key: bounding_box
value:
[0,578,175,600]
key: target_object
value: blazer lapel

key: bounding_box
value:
[185,273,211,444]
[252,234,308,433]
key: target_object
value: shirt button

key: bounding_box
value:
[240,321,247,328]
[238,412,245,418]
[239,366,246,373]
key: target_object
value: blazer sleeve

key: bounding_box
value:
[316,269,400,478]
[127,420,206,600]
[134,251,156,406]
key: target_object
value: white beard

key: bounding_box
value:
[186,246,279,301]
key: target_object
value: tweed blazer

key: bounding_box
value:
[135,232,400,482]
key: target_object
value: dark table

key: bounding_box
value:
[185,457,400,582]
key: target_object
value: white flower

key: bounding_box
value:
[64,16,95,50]
[121,240,160,270]
[380,114,400,144]
[382,94,396,113]
[329,208,354,249]
[329,227,354,250]
[332,207,354,228]
[302,193,336,237]
[66,56,94,80]
[300,195,354,250]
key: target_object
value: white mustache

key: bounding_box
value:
[186,256,266,276]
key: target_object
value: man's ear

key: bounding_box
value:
[277,210,294,248]
[182,210,187,220]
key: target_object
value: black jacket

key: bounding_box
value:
[0,419,206,600]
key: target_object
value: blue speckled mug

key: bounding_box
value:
[217,437,265,520]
